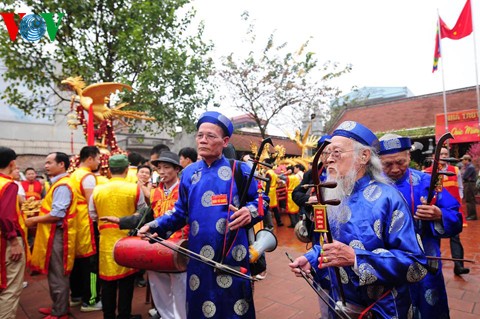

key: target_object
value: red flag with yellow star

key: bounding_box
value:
[440,0,472,40]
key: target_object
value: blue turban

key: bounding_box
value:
[378,136,412,155]
[332,121,380,152]
[317,134,332,148]
[196,111,234,137]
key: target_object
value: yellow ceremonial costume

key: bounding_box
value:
[125,167,138,184]
[16,200,31,264]
[286,174,300,214]
[94,178,140,280]
[70,167,96,257]
[95,174,110,185]
[150,182,188,240]
[265,169,278,208]
[30,176,77,274]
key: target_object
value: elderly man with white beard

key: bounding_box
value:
[289,121,427,319]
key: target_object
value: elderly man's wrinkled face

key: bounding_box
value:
[326,136,357,179]
[380,150,410,181]
[196,123,229,163]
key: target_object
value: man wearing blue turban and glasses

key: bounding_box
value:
[289,121,427,318]
[140,111,267,318]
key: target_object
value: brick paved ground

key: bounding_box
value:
[17,211,479,318]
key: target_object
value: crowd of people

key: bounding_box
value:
[0,112,477,319]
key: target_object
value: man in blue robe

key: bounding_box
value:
[290,121,427,318]
[140,111,267,319]
[379,134,462,319]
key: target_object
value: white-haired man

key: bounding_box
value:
[289,121,427,318]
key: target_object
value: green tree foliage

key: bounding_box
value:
[0,0,214,134]
[216,12,351,138]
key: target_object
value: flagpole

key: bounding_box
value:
[470,0,480,127]
[438,12,449,135]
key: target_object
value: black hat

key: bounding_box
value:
[151,151,183,170]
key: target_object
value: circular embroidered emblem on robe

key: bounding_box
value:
[363,184,382,202]
[231,245,247,261]
[216,274,233,288]
[200,245,215,260]
[189,274,200,291]
[406,262,427,283]
[339,267,349,284]
[191,171,202,184]
[389,210,405,233]
[372,248,390,255]
[359,263,378,285]
[425,288,439,306]
[233,299,249,316]
[337,121,356,131]
[201,191,214,207]
[202,301,216,318]
[349,240,365,250]
[374,219,383,239]
[416,234,424,252]
[216,218,227,235]
[218,166,232,181]
[191,220,199,237]
[367,285,385,299]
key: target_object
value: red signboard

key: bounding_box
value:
[435,109,480,144]
[313,204,328,233]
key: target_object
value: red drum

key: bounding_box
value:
[113,237,189,273]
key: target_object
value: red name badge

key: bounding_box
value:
[313,204,328,233]
[211,194,228,206]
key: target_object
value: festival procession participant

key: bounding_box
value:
[0,147,26,319]
[69,146,102,311]
[146,151,188,319]
[378,134,462,318]
[425,147,470,276]
[289,121,427,318]
[125,152,144,184]
[89,154,146,319]
[461,154,478,221]
[149,144,170,187]
[139,111,267,319]
[282,165,301,228]
[10,166,31,286]
[136,164,153,203]
[264,159,283,228]
[26,152,77,319]
[178,147,198,169]
[21,167,45,200]
[293,163,305,180]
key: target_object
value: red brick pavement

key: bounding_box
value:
[17,213,479,318]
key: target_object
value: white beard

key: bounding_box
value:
[324,167,357,201]
[324,167,358,239]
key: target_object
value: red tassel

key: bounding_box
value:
[87,104,95,146]
[257,181,264,217]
